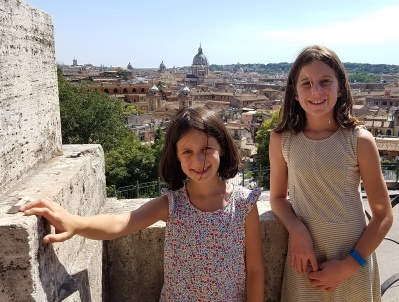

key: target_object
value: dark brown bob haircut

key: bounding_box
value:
[159,106,240,190]
[274,45,362,134]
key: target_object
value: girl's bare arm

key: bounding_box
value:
[245,203,264,302]
[269,131,318,273]
[20,195,169,243]
[352,129,393,261]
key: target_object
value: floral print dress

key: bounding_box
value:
[159,184,261,302]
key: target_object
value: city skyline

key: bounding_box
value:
[27,0,399,68]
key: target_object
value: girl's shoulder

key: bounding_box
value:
[161,186,187,212]
[232,185,262,215]
[342,125,370,141]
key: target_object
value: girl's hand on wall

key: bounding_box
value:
[19,197,78,243]
[289,223,318,274]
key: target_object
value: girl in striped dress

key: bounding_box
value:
[269,45,393,301]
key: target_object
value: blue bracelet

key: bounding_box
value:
[349,248,367,267]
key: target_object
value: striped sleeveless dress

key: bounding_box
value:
[281,126,381,302]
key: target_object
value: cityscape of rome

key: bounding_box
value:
[61,44,399,164]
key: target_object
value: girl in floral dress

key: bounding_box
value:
[21,106,264,301]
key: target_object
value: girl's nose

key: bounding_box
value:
[311,83,323,95]
[195,152,206,163]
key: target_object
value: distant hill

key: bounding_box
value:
[207,62,399,75]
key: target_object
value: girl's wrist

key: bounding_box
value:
[287,218,306,235]
[71,214,85,236]
[343,255,361,276]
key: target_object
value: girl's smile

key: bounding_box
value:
[296,60,341,119]
[176,129,222,183]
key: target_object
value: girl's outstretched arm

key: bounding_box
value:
[19,195,169,243]
[309,129,393,291]
[269,132,319,274]
[245,203,264,302]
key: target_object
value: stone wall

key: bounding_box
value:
[0,0,62,193]
[0,1,105,301]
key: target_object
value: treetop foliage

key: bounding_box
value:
[255,111,280,189]
[57,68,161,193]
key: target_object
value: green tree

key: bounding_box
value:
[105,132,158,188]
[58,68,127,152]
[58,68,160,196]
[256,110,280,189]
[156,81,166,90]
[152,127,165,170]
[349,73,380,83]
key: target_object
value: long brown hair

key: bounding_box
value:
[159,107,240,190]
[275,45,362,133]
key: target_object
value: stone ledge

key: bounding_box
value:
[0,144,106,301]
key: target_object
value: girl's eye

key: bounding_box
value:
[182,150,191,155]
[301,81,311,87]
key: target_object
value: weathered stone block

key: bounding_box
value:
[0,145,106,301]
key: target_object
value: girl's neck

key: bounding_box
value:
[303,118,340,140]
[185,178,233,212]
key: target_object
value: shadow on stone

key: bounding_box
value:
[37,218,92,302]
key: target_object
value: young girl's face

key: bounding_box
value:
[176,129,223,183]
[295,60,341,119]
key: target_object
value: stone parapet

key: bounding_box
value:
[0,145,106,302]
[102,194,288,302]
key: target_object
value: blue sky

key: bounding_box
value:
[26,0,399,68]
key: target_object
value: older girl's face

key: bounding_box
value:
[176,130,222,184]
[295,60,341,119]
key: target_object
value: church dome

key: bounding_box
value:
[192,44,208,65]
[180,85,190,94]
[159,61,166,71]
[149,84,159,94]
